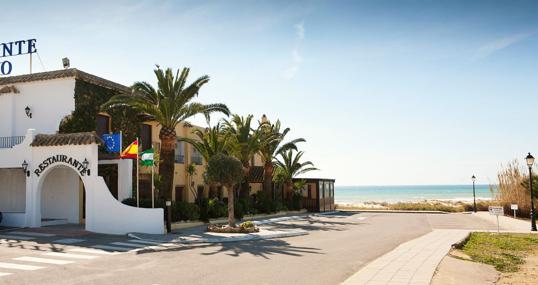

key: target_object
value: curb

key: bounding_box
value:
[338,209,449,214]
[128,230,308,244]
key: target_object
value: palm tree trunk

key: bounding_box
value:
[159,128,176,201]
[227,184,235,227]
[285,181,293,199]
[263,162,273,199]
[240,163,250,199]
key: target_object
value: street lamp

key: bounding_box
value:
[82,158,90,176]
[21,160,30,177]
[526,152,537,231]
[472,175,477,213]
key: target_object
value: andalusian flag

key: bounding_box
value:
[120,139,138,159]
[140,149,154,166]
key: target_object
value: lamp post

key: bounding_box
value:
[472,175,477,213]
[525,153,537,232]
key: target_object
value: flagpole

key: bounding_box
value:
[136,137,140,208]
[151,143,155,209]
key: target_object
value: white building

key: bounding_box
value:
[0,69,163,234]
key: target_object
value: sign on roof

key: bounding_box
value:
[0,39,37,75]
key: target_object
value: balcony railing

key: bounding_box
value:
[175,154,185,164]
[192,156,203,165]
[0,136,25,148]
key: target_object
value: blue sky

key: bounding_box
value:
[2,0,538,185]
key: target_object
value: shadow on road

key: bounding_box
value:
[136,239,323,259]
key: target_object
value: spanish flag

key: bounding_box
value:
[121,139,138,159]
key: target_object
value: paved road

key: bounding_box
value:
[0,212,498,285]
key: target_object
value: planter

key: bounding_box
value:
[170,209,308,231]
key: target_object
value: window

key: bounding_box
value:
[139,124,152,151]
[175,186,184,202]
[175,140,185,163]
[96,114,110,137]
[307,185,312,199]
[192,146,203,165]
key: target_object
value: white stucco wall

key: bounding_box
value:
[0,169,26,212]
[0,78,76,138]
[41,166,80,223]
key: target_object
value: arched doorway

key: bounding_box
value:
[40,165,84,226]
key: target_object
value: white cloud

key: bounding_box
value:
[283,21,305,80]
[295,21,305,40]
[474,32,535,59]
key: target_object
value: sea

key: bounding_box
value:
[335,184,496,204]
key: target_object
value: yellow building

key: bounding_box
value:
[138,121,264,203]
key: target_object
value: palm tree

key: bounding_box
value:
[178,123,229,198]
[178,123,229,161]
[102,66,229,200]
[259,116,305,199]
[222,114,265,199]
[273,149,318,199]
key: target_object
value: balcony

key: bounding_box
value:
[0,136,25,148]
[175,154,185,164]
[192,156,203,165]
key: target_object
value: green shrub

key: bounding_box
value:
[122,198,137,207]
[121,198,165,209]
[234,201,244,220]
[239,197,256,215]
[171,201,200,221]
[240,221,255,229]
[286,190,302,211]
[198,198,209,222]
[208,198,227,218]
[256,192,275,214]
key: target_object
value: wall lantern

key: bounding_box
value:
[21,160,30,177]
[25,106,32,118]
[82,158,90,176]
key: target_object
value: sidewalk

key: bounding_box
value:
[472,211,534,232]
[342,230,469,285]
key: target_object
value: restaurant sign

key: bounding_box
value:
[34,154,89,177]
[0,39,37,75]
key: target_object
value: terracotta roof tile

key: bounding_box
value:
[0,69,130,93]
[31,132,104,147]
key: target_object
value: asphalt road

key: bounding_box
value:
[0,212,498,285]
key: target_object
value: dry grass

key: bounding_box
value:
[337,200,499,212]
[497,160,532,218]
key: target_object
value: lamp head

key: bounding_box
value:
[526,153,535,168]
[472,175,476,182]
[25,106,32,118]
[82,158,89,169]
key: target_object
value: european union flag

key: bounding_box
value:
[102,133,121,153]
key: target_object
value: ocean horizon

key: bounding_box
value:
[335,184,496,204]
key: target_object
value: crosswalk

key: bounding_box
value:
[0,231,173,279]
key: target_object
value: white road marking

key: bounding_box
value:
[69,248,118,255]
[356,217,367,221]
[92,245,130,252]
[13,256,74,265]
[53,238,85,244]
[0,262,44,271]
[44,252,98,260]
[9,231,56,237]
[128,239,163,245]
[110,242,147,248]
[0,235,35,241]
[0,272,13,277]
